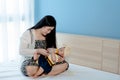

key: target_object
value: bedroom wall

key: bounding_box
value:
[34,0,120,39]
[56,32,120,74]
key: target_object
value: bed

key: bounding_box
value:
[0,61,120,80]
[0,32,120,80]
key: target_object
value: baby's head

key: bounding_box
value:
[21,59,39,77]
[58,47,65,55]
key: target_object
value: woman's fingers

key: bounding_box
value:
[37,49,49,56]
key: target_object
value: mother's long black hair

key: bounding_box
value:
[29,15,57,48]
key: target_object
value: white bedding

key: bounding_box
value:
[0,61,120,80]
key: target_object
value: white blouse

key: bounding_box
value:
[19,30,36,59]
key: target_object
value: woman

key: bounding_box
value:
[19,15,69,77]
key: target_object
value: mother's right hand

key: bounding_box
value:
[36,49,49,56]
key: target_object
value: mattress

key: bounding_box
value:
[0,61,120,80]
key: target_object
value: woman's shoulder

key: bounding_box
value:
[23,30,30,35]
[20,30,32,41]
[21,30,31,37]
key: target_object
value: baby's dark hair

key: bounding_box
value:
[21,58,38,76]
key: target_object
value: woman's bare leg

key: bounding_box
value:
[47,62,68,76]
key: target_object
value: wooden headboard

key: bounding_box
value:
[56,32,120,75]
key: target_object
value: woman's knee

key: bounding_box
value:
[64,62,69,70]
[48,62,69,76]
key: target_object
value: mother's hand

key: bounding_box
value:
[36,49,49,56]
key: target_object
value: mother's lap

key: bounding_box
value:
[47,62,69,76]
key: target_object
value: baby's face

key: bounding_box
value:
[58,47,65,55]
[26,65,39,77]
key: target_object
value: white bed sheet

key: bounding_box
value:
[0,61,120,80]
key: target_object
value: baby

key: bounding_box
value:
[47,47,65,65]
[21,47,67,78]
